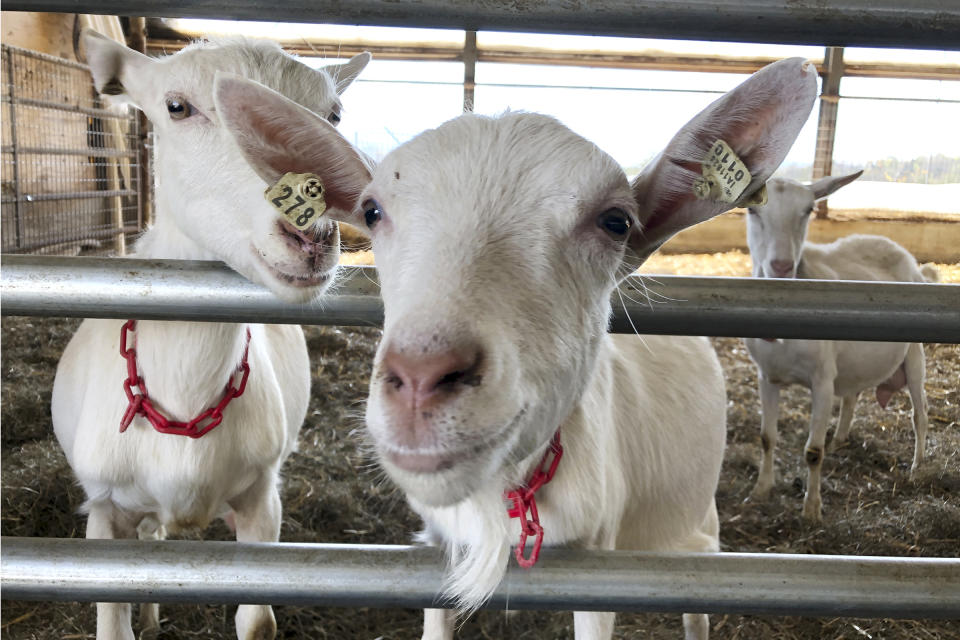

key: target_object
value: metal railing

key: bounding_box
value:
[2,255,959,342]
[4,538,959,618]
[5,1,960,49]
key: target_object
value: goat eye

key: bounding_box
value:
[165,97,192,120]
[597,208,632,239]
[328,111,341,126]
[362,199,383,228]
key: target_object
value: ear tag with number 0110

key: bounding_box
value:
[264,172,327,230]
[692,139,754,204]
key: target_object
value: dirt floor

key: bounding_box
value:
[2,251,958,639]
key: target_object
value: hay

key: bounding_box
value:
[2,252,959,639]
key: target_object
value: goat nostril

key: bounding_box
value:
[385,373,404,390]
[437,369,468,387]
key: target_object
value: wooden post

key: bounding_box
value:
[811,46,843,218]
[463,31,477,112]
[4,47,26,249]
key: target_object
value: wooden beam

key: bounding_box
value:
[145,37,960,82]
[812,47,844,219]
[463,31,476,112]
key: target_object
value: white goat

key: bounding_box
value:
[52,30,369,640]
[743,173,936,521]
[215,58,817,639]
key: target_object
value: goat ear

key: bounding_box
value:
[80,28,152,102]
[213,72,373,219]
[324,52,372,95]
[629,57,818,262]
[809,169,862,200]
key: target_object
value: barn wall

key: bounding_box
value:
[0,12,76,59]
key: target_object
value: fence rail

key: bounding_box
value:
[3,537,959,618]
[5,1,960,49]
[2,255,959,342]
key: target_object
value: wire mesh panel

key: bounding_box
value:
[1,44,142,256]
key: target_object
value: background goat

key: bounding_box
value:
[744,173,937,521]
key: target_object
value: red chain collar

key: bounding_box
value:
[118,319,252,438]
[503,430,563,569]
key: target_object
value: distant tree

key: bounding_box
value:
[775,162,814,182]
[834,155,960,184]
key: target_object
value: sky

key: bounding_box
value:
[173,19,960,200]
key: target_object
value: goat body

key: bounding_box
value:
[52,30,369,640]
[413,333,726,640]
[215,57,818,639]
[745,176,932,521]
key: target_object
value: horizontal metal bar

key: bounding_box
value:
[2,255,958,342]
[0,43,91,71]
[0,145,137,158]
[2,538,958,618]
[1,95,134,120]
[5,0,960,49]
[149,36,960,82]
[1,227,139,254]
[1,189,138,204]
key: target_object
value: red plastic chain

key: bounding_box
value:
[503,431,563,569]
[118,319,252,439]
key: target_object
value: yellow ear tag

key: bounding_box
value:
[264,172,327,230]
[692,139,754,204]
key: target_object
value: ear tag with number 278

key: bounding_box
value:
[264,172,327,230]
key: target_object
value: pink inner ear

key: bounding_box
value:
[217,78,371,214]
[630,58,817,258]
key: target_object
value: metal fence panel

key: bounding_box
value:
[1,45,142,256]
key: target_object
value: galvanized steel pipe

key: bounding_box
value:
[2,537,959,618]
[4,1,960,50]
[2,255,959,342]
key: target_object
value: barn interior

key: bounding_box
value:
[1,4,958,640]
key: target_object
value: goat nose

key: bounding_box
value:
[769,259,794,278]
[382,343,483,411]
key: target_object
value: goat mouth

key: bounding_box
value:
[270,267,330,287]
[385,449,466,474]
[378,409,528,477]
[251,245,333,288]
